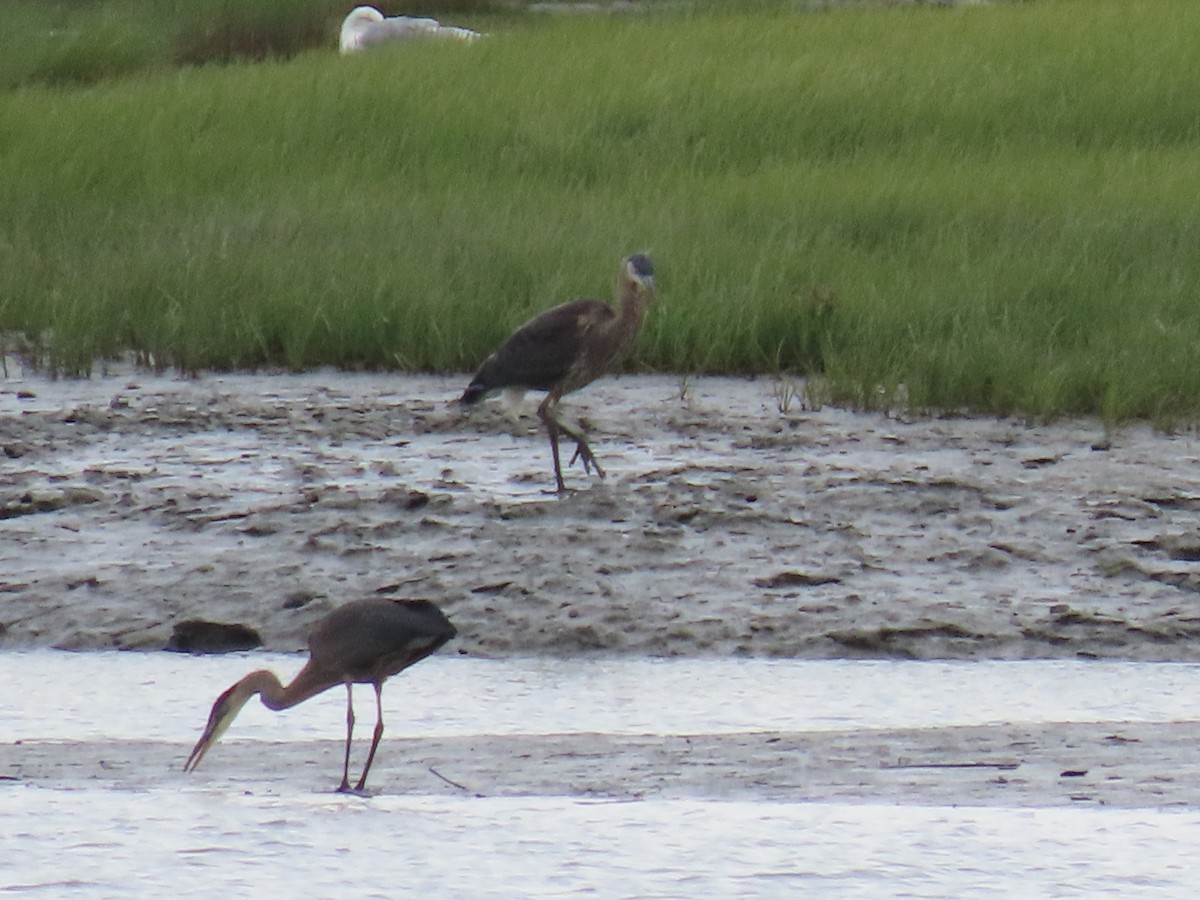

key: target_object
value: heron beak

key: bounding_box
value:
[183,685,244,773]
[183,729,217,773]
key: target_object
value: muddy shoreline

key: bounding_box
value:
[7,721,1198,808]
[3,366,1200,659]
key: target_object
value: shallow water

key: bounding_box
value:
[5,790,1199,898]
[4,653,1200,896]
[5,652,1200,742]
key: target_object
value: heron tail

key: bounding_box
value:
[459,381,489,405]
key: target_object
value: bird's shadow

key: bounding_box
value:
[333,785,378,799]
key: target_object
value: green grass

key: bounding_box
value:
[3,0,1200,424]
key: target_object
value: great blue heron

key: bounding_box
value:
[459,254,656,492]
[339,6,482,55]
[183,597,456,794]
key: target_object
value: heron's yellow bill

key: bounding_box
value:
[183,682,253,773]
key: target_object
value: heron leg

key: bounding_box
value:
[354,682,386,793]
[337,682,355,793]
[537,396,567,492]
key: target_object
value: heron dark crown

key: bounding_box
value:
[626,254,654,280]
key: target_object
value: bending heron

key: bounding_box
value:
[183,597,456,793]
[339,6,482,54]
[460,254,656,492]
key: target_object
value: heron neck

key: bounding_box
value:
[184,665,338,776]
[615,285,652,338]
[239,668,321,711]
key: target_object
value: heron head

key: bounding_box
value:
[340,6,385,54]
[183,680,253,773]
[624,254,655,294]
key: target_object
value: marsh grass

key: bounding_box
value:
[0,1,521,87]
[3,1,1200,423]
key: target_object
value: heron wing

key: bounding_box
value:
[472,299,613,394]
[356,16,441,48]
[307,598,455,683]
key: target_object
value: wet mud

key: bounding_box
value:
[3,366,1200,660]
[6,721,1199,809]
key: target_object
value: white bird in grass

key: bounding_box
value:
[339,6,483,55]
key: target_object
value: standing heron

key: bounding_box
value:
[459,254,656,492]
[183,597,456,794]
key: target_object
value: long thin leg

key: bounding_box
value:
[337,682,355,793]
[537,396,567,492]
[354,682,387,793]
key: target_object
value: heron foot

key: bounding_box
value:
[568,441,605,478]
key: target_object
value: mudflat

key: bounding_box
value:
[3,366,1200,660]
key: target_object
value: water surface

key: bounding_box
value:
[4,654,1200,896]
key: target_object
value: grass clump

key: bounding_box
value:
[0,1,163,88]
[3,0,1200,425]
[171,0,345,67]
